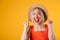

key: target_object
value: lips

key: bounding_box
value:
[34,18,39,23]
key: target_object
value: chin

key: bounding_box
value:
[34,21,41,25]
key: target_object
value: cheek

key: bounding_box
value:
[30,16,34,22]
[31,16,34,20]
[38,15,41,19]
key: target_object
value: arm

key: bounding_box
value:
[48,20,56,40]
[21,21,30,40]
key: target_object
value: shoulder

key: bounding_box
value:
[45,24,48,27]
[29,25,34,32]
[29,25,33,29]
[44,24,48,30]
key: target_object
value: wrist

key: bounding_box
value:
[24,27,29,32]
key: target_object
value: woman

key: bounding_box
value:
[21,4,56,40]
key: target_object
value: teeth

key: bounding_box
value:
[34,18,39,23]
[36,19,38,21]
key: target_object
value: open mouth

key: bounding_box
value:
[34,18,39,23]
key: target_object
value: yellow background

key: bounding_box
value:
[0,0,60,40]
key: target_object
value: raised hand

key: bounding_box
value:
[23,20,30,32]
[47,20,56,40]
[47,19,53,28]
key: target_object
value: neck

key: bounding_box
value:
[34,23,45,31]
[34,22,44,28]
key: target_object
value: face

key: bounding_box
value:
[31,8,42,25]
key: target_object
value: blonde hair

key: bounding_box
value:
[27,4,48,22]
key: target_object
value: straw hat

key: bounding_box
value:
[27,4,48,22]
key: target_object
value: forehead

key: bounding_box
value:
[33,8,40,13]
[31,8,42,14]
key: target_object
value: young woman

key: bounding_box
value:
[21,4,56,40]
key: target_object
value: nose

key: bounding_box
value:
[35,14,39,18]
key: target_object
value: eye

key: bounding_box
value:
[38,12,41,15]
[32,13,35,15]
